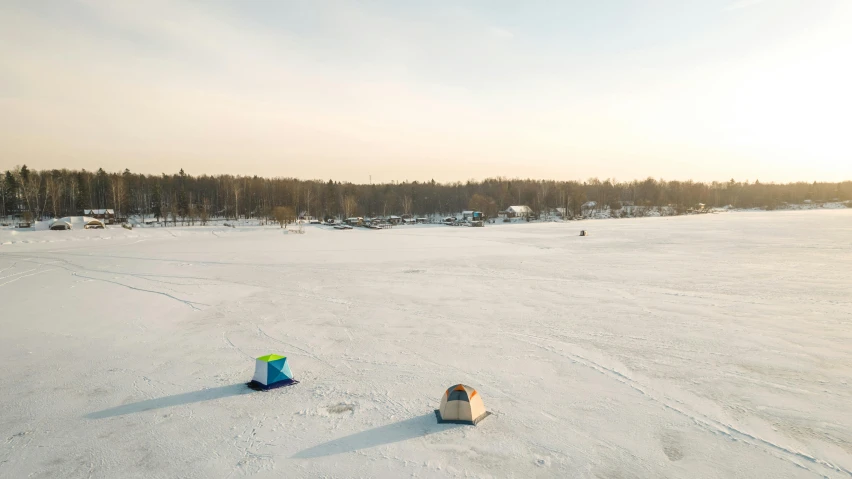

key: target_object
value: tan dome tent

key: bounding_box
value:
[82,218,106,229]
[435,384,491,425]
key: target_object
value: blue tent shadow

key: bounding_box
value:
[86,384,253,419]
[292,413,462,459]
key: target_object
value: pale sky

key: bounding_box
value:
[1,0,850,183]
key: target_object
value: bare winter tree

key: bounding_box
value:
[135,184,148,224]
[170,201,179,227]
[17,170,42,220]
[468,194,497,218]
[55,177,65,217]
[537,182,550,220]
[402,195,413,217]
[233,183,241,221]
[304,186,314,219]
[46,176,64,218]
[157,189,166,224]
[342,195,358,219]
[292,181,301,217]
[44,176,55,217]
[558,188,567,219]
[188,197,197,226]
[499,181,510,211]
[40,176,51,220]
[382,191,397,218]
[111,176,125,221]
[570,188,586,219]
[65,176,77,216]
[200,198,211,225]
[273,206,295,227]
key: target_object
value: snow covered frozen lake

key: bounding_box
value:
[1,210,850,478]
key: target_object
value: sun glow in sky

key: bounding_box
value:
[1,0,850,183]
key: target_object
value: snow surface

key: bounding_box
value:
[1,210,851,478]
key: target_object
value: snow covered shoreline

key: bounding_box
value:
[2,201,851,243]
[1,210,850,478]
[566,201,852,221]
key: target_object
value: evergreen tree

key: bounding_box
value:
[76,171,91,211]
[177,169,189,218]
[95,168,108,208]
[152,186,163,222]
[4,171,18,216]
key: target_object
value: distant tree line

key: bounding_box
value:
[1,165,850,223]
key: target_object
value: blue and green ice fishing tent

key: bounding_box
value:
[249,354,295,390]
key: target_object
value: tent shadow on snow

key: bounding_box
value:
[293,413,461,459]
[85,384,252,419]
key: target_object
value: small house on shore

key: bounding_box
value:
[83,209,116,224]
[462,211,484,222]
[499,206,532,219]
[298,211,317,222]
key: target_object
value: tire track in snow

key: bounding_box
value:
[512,333,826,473]
[0,268,56,287]
[255,325,333,367]
[6,255,215,309]
[506,331,851,478]
[11,254,248,288]
[0,266,41,281]
[71,272,207,311]
[222,332,253,359]
[0,261,18,275]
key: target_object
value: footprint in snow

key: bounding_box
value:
[660,430,684,461]
[327,403,356,414]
